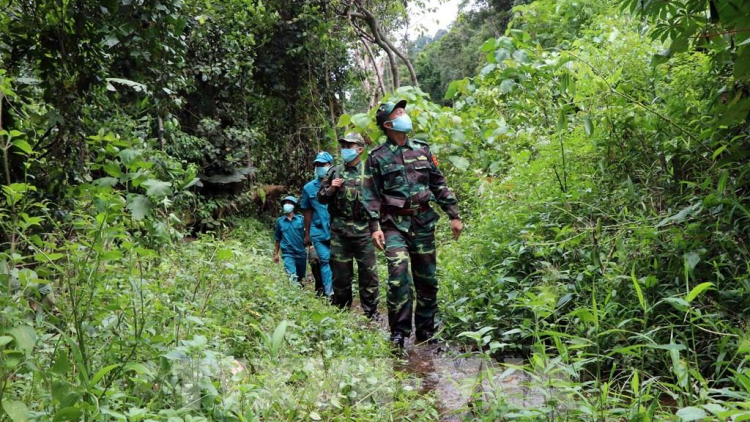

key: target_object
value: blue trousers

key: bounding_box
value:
[313,239,333,296]
[282,254,306,284]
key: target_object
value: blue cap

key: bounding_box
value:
[313,151,334,164]
[281,196,298,204]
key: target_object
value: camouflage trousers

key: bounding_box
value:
[330,232,380,317]
[383,222,437,338]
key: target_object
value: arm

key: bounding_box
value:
[362,155,383,233]
[300,187,313,246]
[426,149,460,221]
[317,168,337,205]
[273,222,282,262]
[362,155,385,250]
[303,209,313,246]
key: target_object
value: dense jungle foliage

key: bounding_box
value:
[2,0,750,420]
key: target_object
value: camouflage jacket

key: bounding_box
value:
[317,160,370,237]
[362,137,459,233]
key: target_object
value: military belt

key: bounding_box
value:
[386,204,430,216]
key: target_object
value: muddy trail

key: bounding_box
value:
[351,301,547,421]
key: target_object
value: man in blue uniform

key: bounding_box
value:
[273,196,307,284]
[301,152,334,298]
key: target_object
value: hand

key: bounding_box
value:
[330,178,344,190]
[273,253,279,264]
[372,230,385,251]
[450,218,463,240]
[304,234,312,247]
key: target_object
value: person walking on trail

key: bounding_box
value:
[362,100,463,349]
[317,133,380,320]
[301,151,335,299]
[273,196,307,284]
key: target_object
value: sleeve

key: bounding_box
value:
[300,184,312,210]
[317,167,336,205]
[426,148,460,220]
[362,154,383,233]
[274,220,282,241]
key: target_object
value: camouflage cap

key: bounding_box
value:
[376,99,408,130]
[338,132,365,146]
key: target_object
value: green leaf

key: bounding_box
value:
[270,320,288,359]
[556,109,568,132]
[0,336,13,346]
[127,195,152,220]
[630,267,646,313]
[676,407,708,421]
[480,38,496,52]
[337,113,351,127]
[9,325,36,355]
[216,248,233,260]
[684,251,700,273]
[12,140,33,155]
[445,81,458,100]
[89,364,120,387]
[447,155,470,171]
[142,179,172,197]
[2,401,29,422]
[499,79,514,94]
[123,362,154,377]
[512,49,529,63]
[583,115,593,137]
[52,349,70,375]
[494,48,510,63]
[53,407,83,422]
[351,113,371,129]
[686,282,714,303]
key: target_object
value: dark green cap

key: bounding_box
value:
[376,99,407,129]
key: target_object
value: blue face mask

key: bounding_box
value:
[315,165,330,179]
[283,204,294,214]
[341,148,360,164]
[386,114,413,133]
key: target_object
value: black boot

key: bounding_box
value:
[415,330,437,345]
[390,332,405,350]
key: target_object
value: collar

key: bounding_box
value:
[344,160,363,171]
[386,137,415,152]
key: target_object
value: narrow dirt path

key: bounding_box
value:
[351,301,544,421]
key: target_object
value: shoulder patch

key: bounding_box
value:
[370,143,388,153]
[412,138,430,147]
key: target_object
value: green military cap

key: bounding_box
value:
[338,132,365,146]
[376,99,407,129]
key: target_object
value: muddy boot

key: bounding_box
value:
[416,330,438,345]
[366,312,381,323]
[390,332,405,351]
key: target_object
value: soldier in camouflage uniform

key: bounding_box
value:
[362,100,463,349]
[318,133,380,319]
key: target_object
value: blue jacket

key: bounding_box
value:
[301,178,331,242]
[274,214,306,257]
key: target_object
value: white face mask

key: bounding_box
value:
[283,204,294,214]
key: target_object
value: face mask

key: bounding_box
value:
[341,148,360,163]
[315,165,330,179]
[283,204,294,214]
[386,114,413,133]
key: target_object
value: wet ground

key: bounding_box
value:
[352,301,547,421]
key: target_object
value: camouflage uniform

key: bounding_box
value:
[362,135,459,339]
[318,135,380,317]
